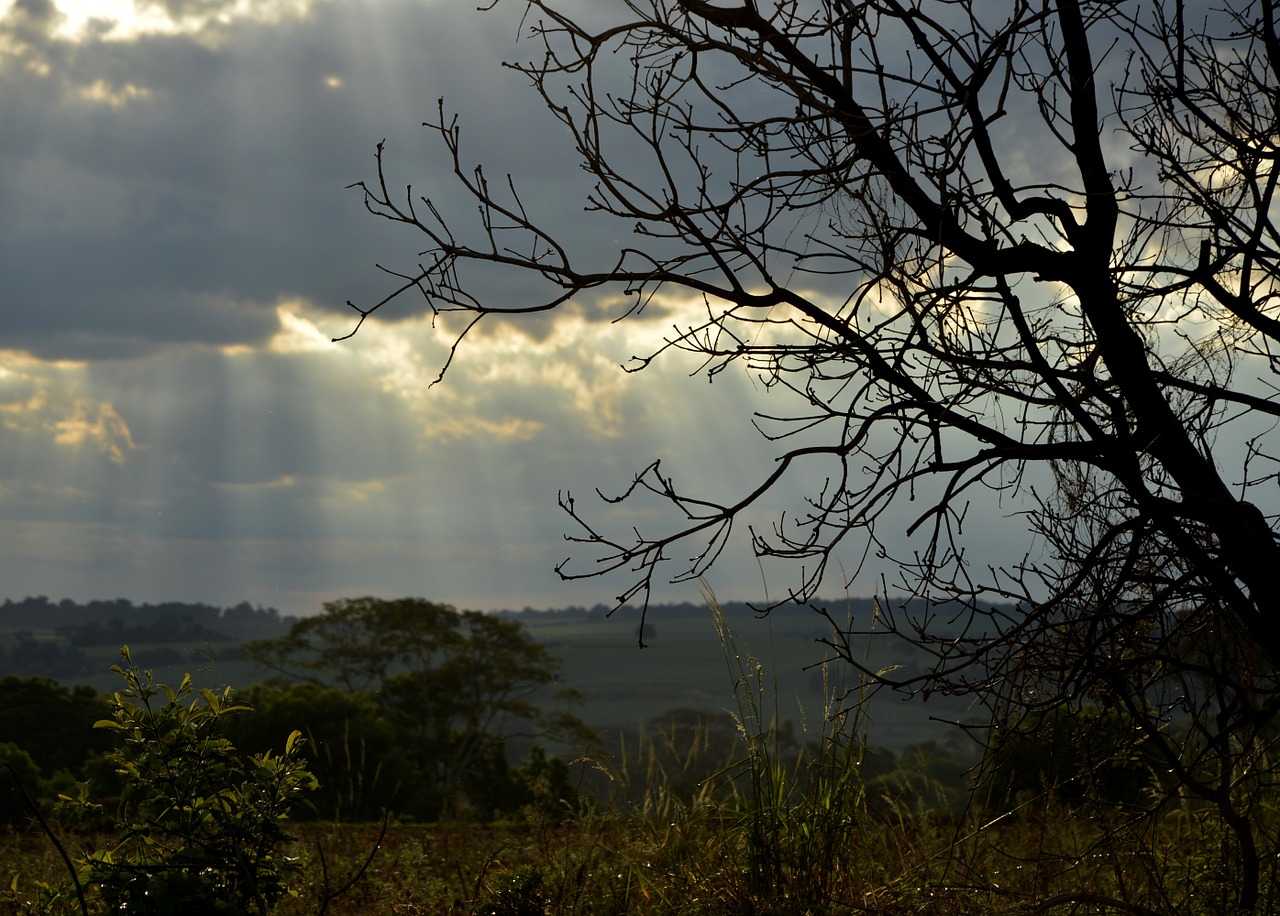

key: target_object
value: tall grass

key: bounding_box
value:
[708,594,877,912]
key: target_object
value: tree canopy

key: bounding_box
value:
[244,597,591,818]
[347,0,1279,658]
[345,1,1280,907]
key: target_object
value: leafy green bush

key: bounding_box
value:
[58,648,317,915]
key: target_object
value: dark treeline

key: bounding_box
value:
[0,598,296,679]
[498,597,878,621]
[0,596,295,642]
[1,595,993,668]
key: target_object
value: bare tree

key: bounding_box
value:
[346,2,1280,908]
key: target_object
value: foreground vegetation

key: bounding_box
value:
[2,749,1272,914]
[339,0,1280,907]
[2,806,1251,916]
[0,606,1275,914]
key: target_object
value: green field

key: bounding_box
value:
[514,605,976,750]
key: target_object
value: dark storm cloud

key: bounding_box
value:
[9,0,57,30]
[0,0,614,361]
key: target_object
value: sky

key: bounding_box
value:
[0,0,1192,619]
[0,0,837,616]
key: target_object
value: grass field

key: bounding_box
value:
[0,783,1245,914]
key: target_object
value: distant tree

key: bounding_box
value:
[864,738,977,819]
[0,631,92,679]
[243,598,593,818]
[0,676,114,778]
[219,601,290,640]
[980,704,1161,813]
[602,708,744,805]
[222,681,413,822]
[347,1,1280,907]
[0,742,45,825]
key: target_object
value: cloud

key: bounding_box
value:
[75,76,148,104]
[52,399,137,462]
[0,279,810,614]
[0,0,561,361]
[0,350,137,464]
[265,301,334,354]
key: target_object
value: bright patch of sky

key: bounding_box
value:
[31,0,314,41]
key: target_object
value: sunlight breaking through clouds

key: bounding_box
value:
[210,474,299,492]
[52,399,136,463]
[0,0,909,613]
[37,0,317,41]
[266,302,333,354]
[76,77,149,105]
[0,350,137,463]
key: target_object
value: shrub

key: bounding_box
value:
[58,647,317,915]
[981,704,1159,813]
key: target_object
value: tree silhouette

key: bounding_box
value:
[347,4,1280,907]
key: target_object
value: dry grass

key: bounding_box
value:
[0,776,1271,914]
